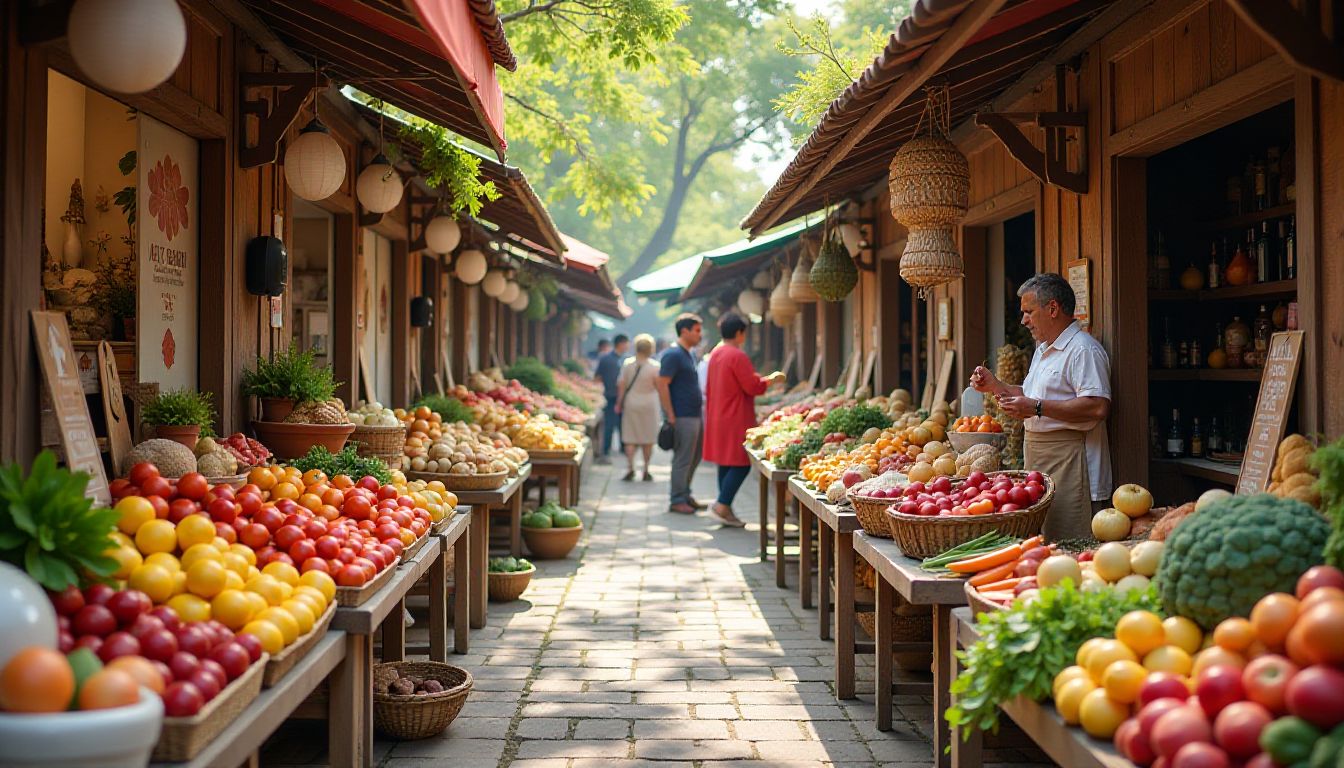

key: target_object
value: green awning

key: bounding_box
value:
[698,218,814,267]
[627,254,705,299]
[680,218,818,301]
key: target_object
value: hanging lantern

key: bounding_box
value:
[510,290,530,313]
[736,288,764,317]
[68,0,186,94]
[579,316,593,333]
[284,119,346,202]
[455,249,487,285]
[499,279,520,304]
[810,233,858,302]
[425,215,461,255]
[769,268,798,327]
[481,269,507,298]
[356,154,403,213]
[751,271,773,290]
[790,254,819,303]
[900,228,963,291]
[838,222,863,257]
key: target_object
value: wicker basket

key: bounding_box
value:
[965,581,1010,619]
[900,227,963,292]
[335,557,399,606]
[407,469,508,491]
[856,609,935,672]
[525,448,579,460]
[152,652,268,761]
[881,471,1055,559]
[264,600,337,687]
[488,565,535,602]
[349,423,407,460]
[522,524,583,559]
[373,662,473,740]
[888,133,970,228]
[846,493,894,538]
[946,431,1007,454]
[202,472,249,489]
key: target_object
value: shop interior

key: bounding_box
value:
[289,200,333,369]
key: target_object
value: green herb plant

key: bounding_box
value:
[143,388,217,435]
[1312,436,1344,568]
[945,582,1162,739]
[290,445,392,485]
[240,347,339,402]
[414,394,475,425]
[553,386,593,414]
[559,359,587,376]
[504,357,555,396]
[0,451,120,591]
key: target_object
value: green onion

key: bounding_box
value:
[920,533,1018,571]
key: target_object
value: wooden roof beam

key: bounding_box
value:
[1225,0,1344,83]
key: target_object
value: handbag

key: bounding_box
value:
[657,420,675,451]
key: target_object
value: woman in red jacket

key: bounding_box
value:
[703,312,785,527]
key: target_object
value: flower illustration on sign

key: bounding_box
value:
[148,155,190,241]
[162,328,176,369]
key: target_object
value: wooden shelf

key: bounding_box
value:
[1152,457,1238,485]
[1149,279,1297,303]
[1194,203,1295,233]
[1149,368,1263,382]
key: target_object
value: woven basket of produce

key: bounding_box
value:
[487,563,535,602]
[846,494,894,538]
[350,423,407,459]
[965,581,1010,618]
[373,662,473,740]
[882,471,1054,559]
[407,469,508,491]
[856,609,935,672]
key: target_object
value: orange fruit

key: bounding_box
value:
[115,496,156,535]
[167,593,212,623]
[129,563,175,603]
[228,543,257,566]
[107,656,165,694]
[1078,688,1129,739]
[282,599,317,634]
[1084,640,1138,682]
[1213,617,1256,653]
[299,493,324,513]
[257,607,300,645]
[1143,645,1194,676]
[180,543,221,571]
[0,647,73,713]
[241,620,285,654]
[186,559,228,598]
[78,668,140,710]
[243,590,269,617]
[1053,665,1092,700]
[1116,611,1166,657]
[1192,646,1246,679]
[271,482,300,501]
[1251,593,1300,649]
[108,546,143,580]
[1055,677,1097,725]
[246,574,286,606]
[299,570,336,602]
[1162,616,1204,655]
[1101,659,1148,704]
[211,589,256,631]
[248,466,277,491]
[263,561,301,587]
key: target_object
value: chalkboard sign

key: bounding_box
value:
[32,312,110,504]
[1237,331,1304,495]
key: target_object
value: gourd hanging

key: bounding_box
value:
[888,86,969,293]
[790,251,819,303]
[769,267,798,327]
[810,219,858,302]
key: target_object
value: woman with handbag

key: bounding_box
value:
[615,334,661,481]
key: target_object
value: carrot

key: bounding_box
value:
[967,560,1018,586]
[947,542,1024,574]
[1019,535,1043,551]
[976,577,1026,592]
[974,589,1017,602]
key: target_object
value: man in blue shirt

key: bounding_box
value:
[657,314,706,513]
[594,335,628,464]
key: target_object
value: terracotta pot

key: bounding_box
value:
[521,524,583,560]
[259,397,296,422]
[153,424,201,449]
[251,421,355,459]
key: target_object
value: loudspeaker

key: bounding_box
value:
[410,296,434,328]
[245,236,287,297]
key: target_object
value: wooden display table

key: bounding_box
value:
[530,443,585,507]
[854,532,969,768]
[404,512,471,657]
[789,477,864,698]
[453,464,530,628]
[747,451,799,591]
[150,632,349,768]
[331,536,448,767]
[951,608,1130,768]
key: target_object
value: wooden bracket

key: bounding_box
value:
[18,0,73,45]
[1224,0,1344,83]
[239,72,326,169]
[975,66,1088,193]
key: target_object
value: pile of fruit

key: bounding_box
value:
[347,401,401,427]
[551,369,603,410]
[505,414,582,452]
[1090,484,1185,542]
[123,434,272,481]
[484,381,588,424]
[488,556,533,574]
[863,470,1048,518]
[776,404,893,471]
[382,667,449,697]
[953,414,1004,433]
[1268,434,1321,507]
[522,502,581,529]
[400,415,527,476]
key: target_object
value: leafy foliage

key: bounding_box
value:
[1316,437,1344,569]
[946,583,1162,738]
[559,359,587,376]
[553,386,594,414]
[0,451,120,591]
[240,347,339,402]
[819,404,891,436]
[414,394,475,425]
[290,445,392,485]
[397,121,501,217]
[773,14,887,130]
[504,357,555,395]
[144,388,217,434]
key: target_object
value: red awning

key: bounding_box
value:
[559,234,610,272]
[405,0,508,151]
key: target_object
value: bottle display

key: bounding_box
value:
[1167,410,1185,458]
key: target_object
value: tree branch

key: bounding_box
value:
[506,93,592,161]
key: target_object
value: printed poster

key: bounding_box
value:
[138,115,198,390]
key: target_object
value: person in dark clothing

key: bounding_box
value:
[594,334,629,464]
[589,339,611,363]
[656,315,707,514]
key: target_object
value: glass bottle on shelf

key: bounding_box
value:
[1179,340,1190,368]
[1207,241,1221,289]
[1155,232,1171,289]
[1190,339,1201,370]
[1167,409,1185,458]
[1191,418,1204,458]
[1253,225,1268,283]
[1266,147,1281,208]
[1253,158,1269,211]
[1285,216,1296,280]
[1225,315,1250,368]
[1161,318,1178,369]
[1253,305,1272,356]
[1208,416,1223,456]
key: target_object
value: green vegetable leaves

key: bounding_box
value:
[0,451,119,591]
[1314,437,1344,569]
[414,395,475,425]
[945,582,1161,738]
[240,347,339,402]
[290,445,392,485]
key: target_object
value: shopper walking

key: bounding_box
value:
[615,334,660,482]
[594,335,628,465]
[704,313,785,527]
[657,314,707,514]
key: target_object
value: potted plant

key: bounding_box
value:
[94,279,136,342]
[240,347,337,421]
[142,388,216,448]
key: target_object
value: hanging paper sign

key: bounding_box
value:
[1067,258,1091,329]
[32,312,110,503]
[138,115,198,389]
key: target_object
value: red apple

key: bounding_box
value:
[1196,665,1246,718]
[106,589,152,626]
[149,605,181,632]
[1142,673,1192,705]
[73,603,117,637]
[97,631,141,662]
[163,681,205,717]
[1116,718,1157,766]
[1171,742,1229,768]
[84,583,116,606]
[1212,701,1271,759]
[1139,698,1189,737]
[49,585,85,616]
[1152,706,1212,758]
[209,642,251,681]
[1296,565,1344,599]
[168,651,201,681]
[1242,655,1297,715]
[1284,665,1344,729]
[140,628,179,663]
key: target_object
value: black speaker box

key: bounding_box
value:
[246,236,288,297]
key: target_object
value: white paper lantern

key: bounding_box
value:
[838,222,863,256]
[284,119,346,202]
[481,269,507,298]
[455,249,487,285]
[68,0,186,94]
[425,215,461,255]
[510,290,530,313]
[356,153,403,214]
[579,316,593,333]
[499,280,520,304]
[736,288,764,317]
[752,271,773,290]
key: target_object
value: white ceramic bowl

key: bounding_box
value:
[0,562,57,667]
[0,687,163,767]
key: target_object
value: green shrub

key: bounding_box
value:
[559,359,586,376]
[290,445,392,484]
[415,394,475,424]
[143,388,217,435]
[553,386,593,413]
[240,347,338,402]
[504,357,554,395]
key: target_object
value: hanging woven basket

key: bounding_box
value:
[888,86,970,229]
[769,268,798,326]
[789,254,819,303]
[810,235,858,302]
[900,227,963,292]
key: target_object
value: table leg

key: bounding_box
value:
[775,480,787,589]
[949,611,981,768]
[510,490,523,557]
[799,495,813,609]
[470,505,489,628]
[329,633,361,768]
[560,466,572,508]
[818,524,833,641]
[381,598,406,662]
[429,543,447,662]
[933,602,956,768]
[835,531,855,699]
[758,473,769,562]
[454,528,470,653]
[875,575,893,731]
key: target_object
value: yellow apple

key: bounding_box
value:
[1111,484,1154,519]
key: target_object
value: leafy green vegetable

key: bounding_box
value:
[414,394,475,425]
[488,556,533,573]
[143,388,217,436]
[504,356,555,395]
[946,582,1161,738]
[1314,437,1344,569]
[240,347,339,402]
[290,445,391,485]
[553,386,593,414]
[0,451,120,591]
[559,359,587,376]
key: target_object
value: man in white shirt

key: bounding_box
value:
[970,273,1112,540]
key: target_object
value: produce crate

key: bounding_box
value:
[335,556,401,607]
[882,471,1054,559]
[373,662,473,740]
[406,469,507,491]
[263,601,337,687]
[152,651,268,762]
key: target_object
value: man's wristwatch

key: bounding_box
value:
[1034,399,1043,417]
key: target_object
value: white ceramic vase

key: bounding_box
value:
[62,222,83,268]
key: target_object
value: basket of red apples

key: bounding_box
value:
[876,470,1054,558]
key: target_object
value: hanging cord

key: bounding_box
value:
[913,84,952,139]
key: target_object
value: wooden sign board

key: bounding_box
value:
[1237,331,1304,495]
[861,351,878,392]
[807,354,824,388]
[97,342,134,475]
[32,312,110,503]
[933,350,956,408]
[1067,258,1091,329]
[843,354,861,397]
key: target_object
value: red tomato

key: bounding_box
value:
[177,473,209,501]
[357,520,376,533]
[274,524,306,551]
[214,522,237,544]
[129,462,160,487]
[142,475,173,500]
[353,557,377,581]
[254,507,284,533]
[363,549,387,571]
[383,538,404,557]
[314,535,341,559]
[343,495,372,521]
[208,498,237,524]
[109,478,133,498]
[269,552,294,568]
[375,522,401,541]
[253,545,277,567]
[336,564,367,587]
[301,557,330,574]
[163,681,205,717]
[240,523,271,549]
[210,485,235,502]
[301,519,327,539]
[320,488,345,508]
[237,484,262,497]
[289,538,317,563]
[236,492,262,517]
[356,476,380,492]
